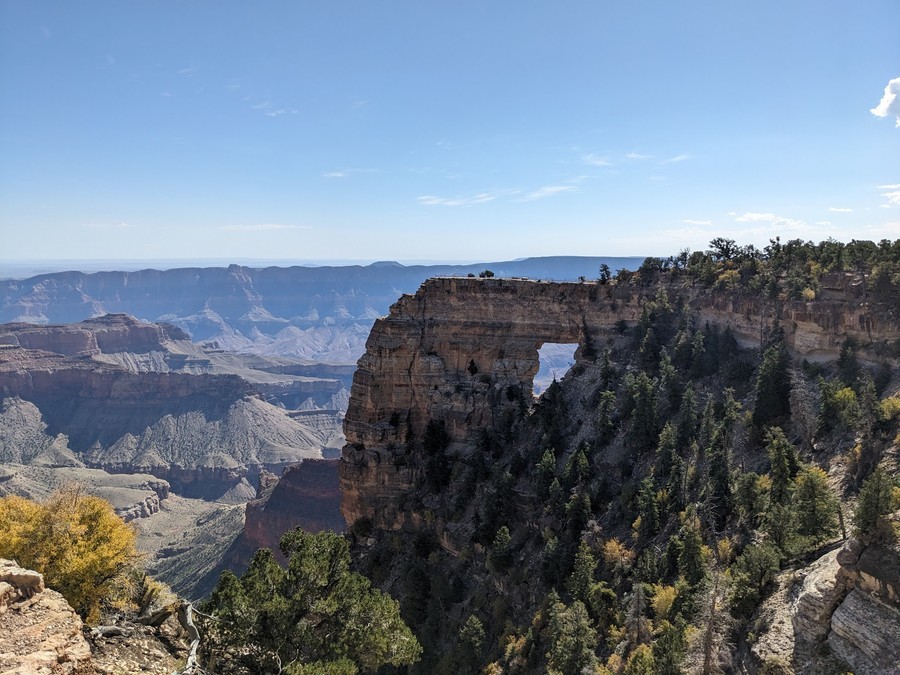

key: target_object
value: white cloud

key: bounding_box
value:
[682,219,712,226]
[731,212,779,223]
[875,184,900,207]
[870,77,900,127]
[626,152,653,160]
[220,224,306,231]
[417,192,505,207]
[323,171,347,178]
[660,153,691,164]
[265,108,298,117]
[520,185,578,202]
[816,221,832,226]
[828,207,853,213]
[178,66,198,77]
[581,153,613,167]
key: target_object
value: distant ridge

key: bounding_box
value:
[0,256,642,363]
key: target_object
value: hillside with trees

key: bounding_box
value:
[343,237,899,674]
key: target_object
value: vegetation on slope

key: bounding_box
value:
[200,529,421,674]
[349,238,899,674]
[0,485,140,622]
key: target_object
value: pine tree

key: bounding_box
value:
[766,427,798,505]
[794,465,839,542]
[752,343,791,430]
[854,467,895,540]
[567,540,597,603]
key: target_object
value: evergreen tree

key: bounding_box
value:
[765,427,798,505]
[706,429,733,530]
[637,477,660,538]
[752,343,791,430]
[567,540,597,603]
[677,513,706,586]
[544,598,599,675]
[489,526,513,571]
[794,465,839,542]
[202,530,421,672]
[854,467,895,540]
[729,543,780,619]
[597,389,618,446]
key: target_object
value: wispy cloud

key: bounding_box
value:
[828,207,853,213]
[519,185,578,202]
[264,108,298,117]
[322,168,372,178]
[682,219,712,226]
[871,77,900,127]
[179,66,198,77]
[581,153,613,167]
[160,91,174,97]
[816,221,832,226]
[220,223,307,231]
[417,191,514,207]
[659,153,691,165]
[626,152,653,160]
[729,211,816,232]
[877,184,900,207]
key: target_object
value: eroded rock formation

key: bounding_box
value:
[340,276,898,528]
[0,559,94,674]
[0,317,335,499]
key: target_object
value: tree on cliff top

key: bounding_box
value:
[0,485,139,622]
[201,528,421,674]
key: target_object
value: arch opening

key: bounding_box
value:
[533,342,578,396]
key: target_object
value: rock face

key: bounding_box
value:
[0,559,94,674]
[825,538,900,674]
[340,276,898,528]
[241,460,345,561]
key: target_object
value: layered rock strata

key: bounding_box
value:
[825,538,900,674]
[340,276,898,528]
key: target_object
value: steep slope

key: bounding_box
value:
[341,267,899,673]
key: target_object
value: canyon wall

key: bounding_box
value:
[340,275,898,528]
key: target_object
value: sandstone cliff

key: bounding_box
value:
[340,276,898,528]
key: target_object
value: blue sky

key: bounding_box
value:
[1,1,898,263]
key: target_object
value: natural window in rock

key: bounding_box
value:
[533,343,578,396]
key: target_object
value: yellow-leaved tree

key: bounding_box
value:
[0,485,138,622]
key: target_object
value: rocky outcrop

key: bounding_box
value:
[241,460,344,561]
[0,559,93,674]
[825,538,900,674]
[0,314,184,357]
[340,277,899,528]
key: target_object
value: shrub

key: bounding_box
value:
[0,486,138,622]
